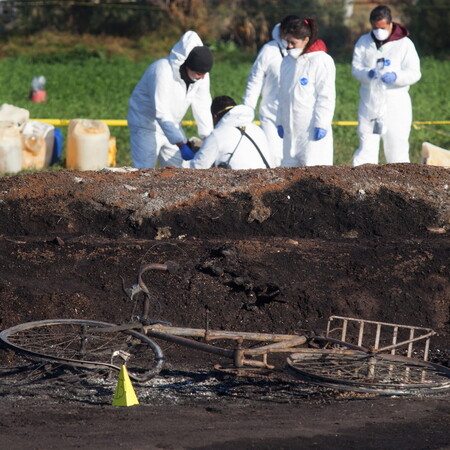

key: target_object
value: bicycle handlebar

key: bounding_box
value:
[132,261,180,319]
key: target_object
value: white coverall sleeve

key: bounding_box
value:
[192,75,214,139]
[276,56,290,127]
[351,36,371,85]
[190,133,220,169]
[313,56,336,130]
[392,39,421,87]
[242,47,268,109]
[153,65,186,145]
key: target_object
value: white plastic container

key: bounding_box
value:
[66,119,110,170]
[22,135,46,170]
[0,104,30,130]
[0,121,22,174]
[22,120,55,167]
[421,142,450,167]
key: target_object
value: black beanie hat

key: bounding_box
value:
[185,46,213,73]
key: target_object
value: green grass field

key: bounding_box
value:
[0,49,448,169]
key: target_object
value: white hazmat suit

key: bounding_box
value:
[243,24,286,167]
[190,105,273,169]
[351,23,421,165]
[277,40,335,166]
[128,31,213,168]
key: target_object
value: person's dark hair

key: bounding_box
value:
[280,15,318,53]
[211,95,236,122]
[279,15,300,36]
[370,5,392,24]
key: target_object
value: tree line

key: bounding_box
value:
[0,0,447,57]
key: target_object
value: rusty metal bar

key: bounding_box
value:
[326,319,332,337]
[391,326,398,355]
[233,347,244,367]
[424,338,431,362]
[327,316,436,360]
[357,321,364,347]
[408,328,415,358]
[241,358,274,369]
[375,323,381,349]
[145,324,301,342]
[243,336,308,356]
[372,331,435,355]
[327,316,434,334]
[341,319,348,342]
[145,328,233,358]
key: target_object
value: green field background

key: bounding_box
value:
[0,52,448,169]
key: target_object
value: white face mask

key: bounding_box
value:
[189,77,200,83]
[373,28,390,41]
[288,48,303,59]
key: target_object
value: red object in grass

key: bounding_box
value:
[31,90,47,103]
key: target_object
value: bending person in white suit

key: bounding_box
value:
[128,31,214,168]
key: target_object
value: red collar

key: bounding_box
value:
[304,39,328,54]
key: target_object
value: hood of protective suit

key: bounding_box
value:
[218,105,255,129]
[271,23,282,45]
[271,23,287,56]
[304,39,328,54]
[169,31,204,78]
[371,22,410,48]
[389,22,410,41]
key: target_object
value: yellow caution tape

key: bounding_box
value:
[413,123,450,137]
[32,119,450,128]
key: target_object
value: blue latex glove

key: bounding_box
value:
[314,127,327,141]
[51,128,63,165]
[179,144,195,161]
[381,72,397,84]
[368,69,376,79]
[277,125,284,139]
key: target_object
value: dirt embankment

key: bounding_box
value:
[0,164,449,240]
[0,164,449,449]
[0,164,448,350]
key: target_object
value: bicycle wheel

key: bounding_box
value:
[0,319,164,382]
[287,349,450,395]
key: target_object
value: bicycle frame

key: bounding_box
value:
[118,261,309,368]
[145,324,308,369]
[92,322,309,369]
[1,262,448,394]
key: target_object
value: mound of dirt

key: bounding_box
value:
[0,163,448,355]
[0,163,449,448]
[0,164,449,239]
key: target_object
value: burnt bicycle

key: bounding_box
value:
[1,263,449,395]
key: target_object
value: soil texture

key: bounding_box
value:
[0,163,449,449]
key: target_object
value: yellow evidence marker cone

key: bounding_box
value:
[112,365,139,407]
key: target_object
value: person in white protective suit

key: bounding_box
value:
[183,95,273,169]
[276,16,335,167]
[352,5,421,166]
[127,31,214,168]
[242,22,287,167]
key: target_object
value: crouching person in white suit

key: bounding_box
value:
[182,96,273,170]
[127,31,214,168]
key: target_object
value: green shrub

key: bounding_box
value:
[0,51,447,170]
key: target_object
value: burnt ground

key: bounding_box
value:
[0,163,449,449]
